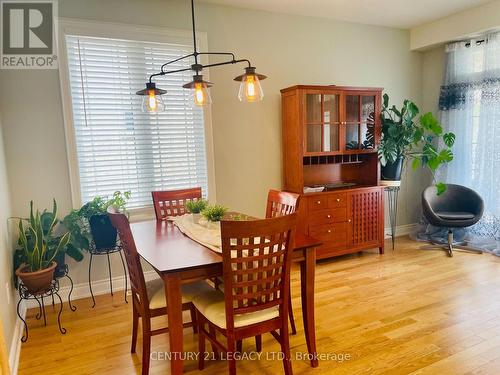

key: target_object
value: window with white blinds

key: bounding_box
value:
[65,34,208,209]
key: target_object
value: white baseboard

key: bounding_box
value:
[384,223,417,239]
[9,300,26,375]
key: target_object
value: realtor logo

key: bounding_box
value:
[1,0,58,69]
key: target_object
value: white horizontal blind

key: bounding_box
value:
[65,34,208,209]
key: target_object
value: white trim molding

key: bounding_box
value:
[9,300,25,375]
[384,223,418,239]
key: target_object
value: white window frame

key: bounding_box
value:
[58,18,217,219]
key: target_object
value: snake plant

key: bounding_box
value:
[18,200,70,272]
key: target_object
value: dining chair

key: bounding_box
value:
[107,207,213,375]
[194,213,298,375]
[266,189,300,335]
[151,187,202,220]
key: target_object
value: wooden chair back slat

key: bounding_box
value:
[221,214,297,329]
[151,187,202,220]
[107,207,149,314]
[266,189,300,218]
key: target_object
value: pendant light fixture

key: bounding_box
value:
[136,0,267,112]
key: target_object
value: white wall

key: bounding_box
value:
[0,0,423,286]
[411,0,500,50]
[0,115,16,365]
[422,46,446,114]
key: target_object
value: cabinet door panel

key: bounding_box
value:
[324,94,340,123]
[348,189,382,247]
[346,95,360,123]
[306,94,322,123]
[306,124,322,152]
[361,96,376,123]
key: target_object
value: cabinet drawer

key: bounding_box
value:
[328,193,347,208]
[308,207,347,224]
[308,196,328,211]
[308,222,348,246]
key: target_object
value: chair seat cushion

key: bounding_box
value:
[147,278,214,310]
[193,290,279,329]
[435,211,475,220]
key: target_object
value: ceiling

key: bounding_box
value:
[200,0,494,29]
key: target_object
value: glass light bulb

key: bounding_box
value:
[193,82,212,106]
[141,89,165,112]
[238,75,264,102]
[148,91,157,110]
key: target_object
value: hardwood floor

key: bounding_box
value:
[18,237,500,375]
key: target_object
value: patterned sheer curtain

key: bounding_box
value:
[437,32,500,252]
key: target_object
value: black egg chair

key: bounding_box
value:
[421,184,484,257]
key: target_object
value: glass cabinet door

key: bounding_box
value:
[305,93,340,153]
[344,94,376,151]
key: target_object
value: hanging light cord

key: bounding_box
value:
[147,0,253,84]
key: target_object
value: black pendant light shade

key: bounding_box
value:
[182,75,213,106]
[234,67,267,102]
[136,82,167,112]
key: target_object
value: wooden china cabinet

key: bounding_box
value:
[281,85,385,259]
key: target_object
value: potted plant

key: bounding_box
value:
[378,94,455,194]
[185,199,208,223]
[74,191,131,251]
[15,200,71,294]
[201,204,227,229]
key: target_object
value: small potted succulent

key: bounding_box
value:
[185,199,208,223]
[201,204,228,230]
[15,200,71,294]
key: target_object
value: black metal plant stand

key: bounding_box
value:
[16,279,66,343]
[385,186,401,250]
[55,264,77,312]
[88,241,128,308]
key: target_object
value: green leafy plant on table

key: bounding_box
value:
[378,93,456,194]
[185,199,208,214]
[202,204,228,222]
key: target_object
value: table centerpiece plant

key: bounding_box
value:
[201,204,227,229]
[185,198,208,223]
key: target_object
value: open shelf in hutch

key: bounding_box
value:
[281,85,385,259]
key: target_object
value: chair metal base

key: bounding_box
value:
[420,230,483,257]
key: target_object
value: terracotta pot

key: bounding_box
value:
[16,261,56,294]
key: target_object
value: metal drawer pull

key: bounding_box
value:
[317,201,321,204]
[348,219,352,223]
[336,198,340,202]
[327,229,331,233]
[327,214,331,218]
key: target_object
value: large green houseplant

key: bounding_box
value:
[15,200,72,293]
[63,191,131,251]
[378,94,456,194]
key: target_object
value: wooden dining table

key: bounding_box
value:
[131,218,322,375]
